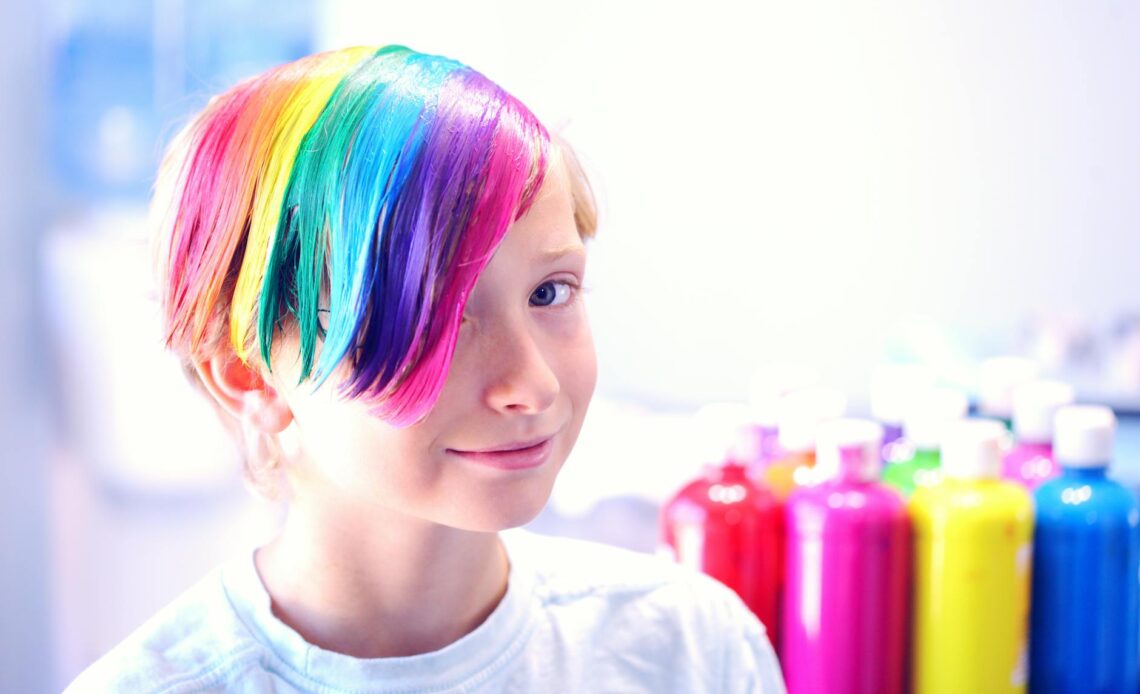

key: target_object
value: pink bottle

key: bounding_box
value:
[782,419,910,694]
[1003,379,1074,490]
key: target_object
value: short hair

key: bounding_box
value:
[153,45,596,434]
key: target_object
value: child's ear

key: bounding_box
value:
[194,352,294,435]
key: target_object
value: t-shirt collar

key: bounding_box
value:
[220,532,536,692]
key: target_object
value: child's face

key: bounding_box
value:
[270,162,596,531]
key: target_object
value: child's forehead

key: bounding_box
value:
[466,192,583,299]
[501,176,581,256]
[535,153,571,200]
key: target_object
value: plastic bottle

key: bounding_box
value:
[882,387,968,497]
[762,387,846,499]
[1002,380,1074,490]
[661,404,785,646]
[910,418,1034,694]
[1030,405,1140,693]
[782,419,910,694]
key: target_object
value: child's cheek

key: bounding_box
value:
[555,311,597,402]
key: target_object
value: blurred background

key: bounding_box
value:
[4,0,1140,690]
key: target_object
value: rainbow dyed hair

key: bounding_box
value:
[154,45,594,427]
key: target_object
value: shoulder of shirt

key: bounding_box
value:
[503,530,785,692]
[63,559,267,694]
[503,528,767,635]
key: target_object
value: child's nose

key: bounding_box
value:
[482,324,560,415]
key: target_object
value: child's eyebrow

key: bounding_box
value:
[539,244,587,263]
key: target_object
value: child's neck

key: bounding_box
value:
[253,497,509,658]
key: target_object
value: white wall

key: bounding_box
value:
[320,0,1140,409]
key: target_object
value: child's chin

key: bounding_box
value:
[452,494,553,533]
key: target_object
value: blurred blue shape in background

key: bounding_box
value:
[48,0,316,201]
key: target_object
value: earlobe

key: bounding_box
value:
[194,352,294,434]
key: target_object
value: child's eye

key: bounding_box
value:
[529,280,577,308]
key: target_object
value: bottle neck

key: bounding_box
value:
[817,445,881,485]
[911,448,941,465]
[942,473,1000,484]
[827,471,877,486]
[710,460,750,481]
[1060,465,1109,480]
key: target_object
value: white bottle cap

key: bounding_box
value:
[870,363,937,425]
[1053,405,1116,468]
[941,418,1008,480]
[748,363,820,427]
[978,356,1040,419]
[903,387,969,450]
[777,387,847,452]
[693,403,755,465]
[814,418,885,483]
[1012,380,1076,444]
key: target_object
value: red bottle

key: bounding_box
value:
[662,405,785,647]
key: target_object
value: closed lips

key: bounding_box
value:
[451,437,551,454]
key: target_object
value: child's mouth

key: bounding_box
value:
[447,438,554,471]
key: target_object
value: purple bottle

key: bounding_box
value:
[1003,379,1074,490]
[782,419,910,694]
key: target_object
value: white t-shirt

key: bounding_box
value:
[65,529,786,693]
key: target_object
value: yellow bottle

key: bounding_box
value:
[910,418,1033,694]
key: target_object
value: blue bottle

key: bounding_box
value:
[1030,405,1140,693]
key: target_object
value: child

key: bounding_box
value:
[66,45,785,693]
